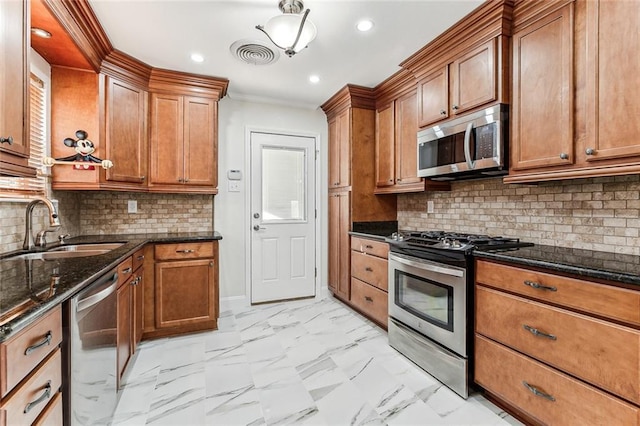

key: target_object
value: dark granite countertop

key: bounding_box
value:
[0,232,222,341]
[350,221,397,242]
[475,244,640,287]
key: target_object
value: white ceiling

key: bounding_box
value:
[88,0,483,109]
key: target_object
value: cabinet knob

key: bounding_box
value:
[397,178,402,182]
[452,105,459,111]
[559,153,569,160]
[184,178,190,183]
[140,175,146,181]
[440,110,446,115]
[585,148,595,156]
[177,178,184,183]
[0,136,13,145]
[209,261,214,267]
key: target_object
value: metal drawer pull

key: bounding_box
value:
[176,249,195,253]
[365,267,373,272]
[365,245,373,249]
[137,255,145,261]
[523,325,557,340]
[524,280,557,292]
[122,267,132,274]
[364,296,373,303]
[24,381,52,413]
[25,331,53,355]
[522,381,555,402]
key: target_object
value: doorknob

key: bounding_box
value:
[253,225,266,231]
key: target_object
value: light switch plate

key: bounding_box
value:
[128,200,137,213]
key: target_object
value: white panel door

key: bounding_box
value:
[250,131,316,303]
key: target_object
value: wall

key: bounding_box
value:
[215,97,328,301]
[399,175,640,255]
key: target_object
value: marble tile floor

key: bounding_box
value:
[111,296,523,426]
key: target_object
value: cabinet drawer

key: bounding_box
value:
[0,349,62,426]
[476,260,640,326]
[476,285,640,404]
[117,256,134,287]
[155,242,215,260]
[475,335,640,426]
[132,247,146,271]
[350,278,388,327]
[351,251,388,291]
[33,391,62,426]
[351,236,389,259]
[0,306,62,398]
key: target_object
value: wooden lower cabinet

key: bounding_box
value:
[347,236,389,328]
[475,259,640,424]
[328,191,351,300]
[116,277,132,383]
[476,336,640,426]
[143,241,219,339]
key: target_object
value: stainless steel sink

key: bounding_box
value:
[6,242,125,261]
[48,243,125,252]
[9,250,112,260]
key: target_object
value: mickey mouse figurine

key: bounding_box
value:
[43,130,113,169]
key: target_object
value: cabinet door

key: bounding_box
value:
[452,39,497,114]
[105,77,148,184]
[375,103,395,188]
[117,281,131,383]
[0,0,29,169]
[511,4,574,171]
[395,91,421,186]
[328,110,351,188]
[150,93,183,184]
[328,192,351,299]
[132,268,144,351]
[417,67,448,127]
[183,96,216,186]
[584,0,640,163]
[155,259,216,329]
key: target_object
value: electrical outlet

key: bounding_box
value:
[127,200,137,213]
[228,181,240,192]
[427,200,434,214]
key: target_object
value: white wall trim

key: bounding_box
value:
[219,295,248,313]
[244,126,322,305]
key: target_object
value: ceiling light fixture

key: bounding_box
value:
[190,53,204,63]
[309,75,320,84]
[256,0,317,58]
[31,27,52,39]
[356,20,374,32]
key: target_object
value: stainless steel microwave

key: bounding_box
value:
[417,104,508,180]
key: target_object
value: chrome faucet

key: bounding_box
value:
[23,197,61,250]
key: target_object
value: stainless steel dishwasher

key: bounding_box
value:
[63,268,119,425]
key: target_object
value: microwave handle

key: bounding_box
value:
[463,122,475,169]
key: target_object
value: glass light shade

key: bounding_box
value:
[263,14,317,53]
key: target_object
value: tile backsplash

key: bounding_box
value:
[0,190,214,253]
[398,175,640,255]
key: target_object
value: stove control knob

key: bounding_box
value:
[452,240,461,248]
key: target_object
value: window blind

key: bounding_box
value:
[0,74,49,193]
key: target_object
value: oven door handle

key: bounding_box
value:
[463,122,475,170]
[389,253,464,277]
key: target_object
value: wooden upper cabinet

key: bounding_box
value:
[584,0,640,163]
[417,67,449,127]
[451,39,497,114]
[416,40,498,128]
[375,102,395,188]
[104,76,148,185]
[149,94,217,190]
[395,91,421,186]
[0,0,33,177]
[510,2,574,172]
[328,109,351,189]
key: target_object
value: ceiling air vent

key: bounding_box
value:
[230,40,280,65]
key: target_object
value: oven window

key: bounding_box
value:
[394,270,454,331]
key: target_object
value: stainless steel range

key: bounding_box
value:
[386,231,533,398]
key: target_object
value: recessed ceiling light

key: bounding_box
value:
[31,28,52,39]
[190,53,204,63]
[309,75,320,84]
[356,20,374,32]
